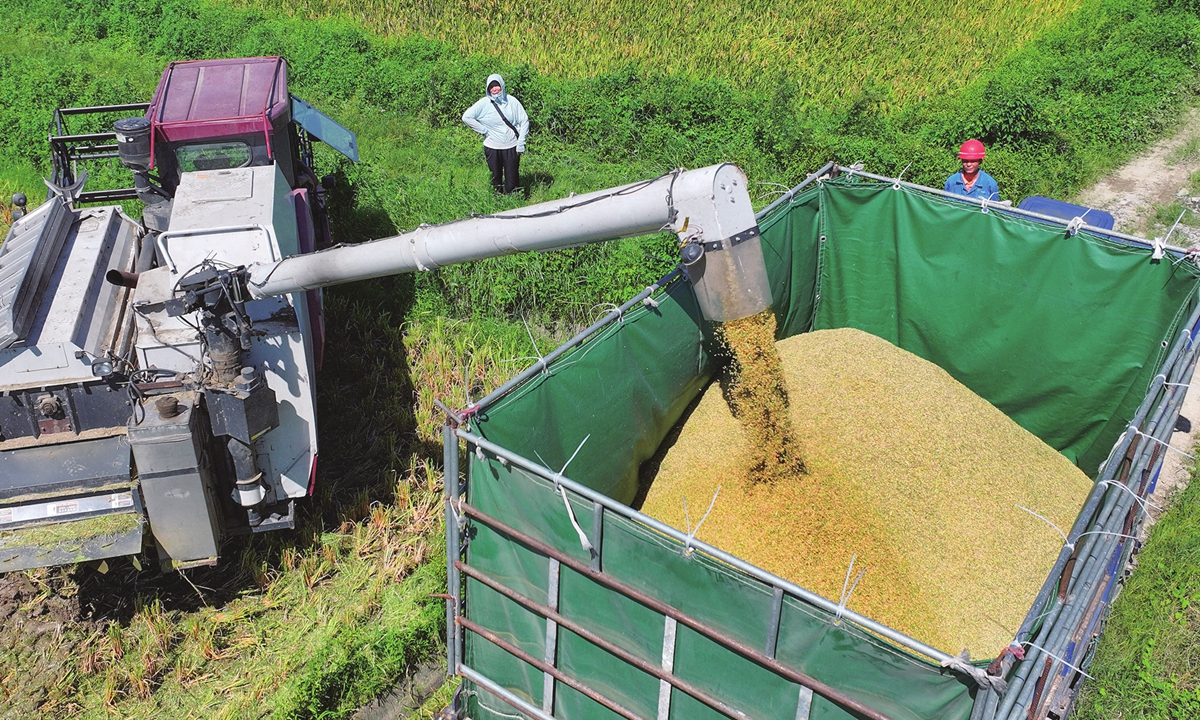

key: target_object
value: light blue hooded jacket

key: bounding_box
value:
[462,74,530,152]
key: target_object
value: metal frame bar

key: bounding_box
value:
[755,161,836,221]
[472,268,682,414]
[459,616,646,720]
[459,664,557,720]
[56,102,150,116]
[458,497,899,720]
[443,425,462,679]
[458,428,951,664]
[831,165,1194,258]
[458,559,754,720]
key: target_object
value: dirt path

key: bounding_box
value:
[1075,108,1200,245]
[1073,109,1200,525]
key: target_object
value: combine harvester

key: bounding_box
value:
[1,55,1190,720]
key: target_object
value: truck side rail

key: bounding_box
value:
[449,428,915,720]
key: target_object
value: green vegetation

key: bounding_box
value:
[1,0,1200,715]
[0,512,140,551]
[240,0,1082,103]
[1073,459,1200,719]
[1153,201,1200,229]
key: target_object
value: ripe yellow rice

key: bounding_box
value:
[639,327,1092,656]
[719,310,806,483]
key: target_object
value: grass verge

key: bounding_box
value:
[1073,458,1200,719]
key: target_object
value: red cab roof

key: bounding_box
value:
[148,57,289,145]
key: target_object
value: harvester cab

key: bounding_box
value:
[2,56,772,575]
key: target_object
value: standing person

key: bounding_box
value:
[462,74,529,194]
[945,139,1000,201]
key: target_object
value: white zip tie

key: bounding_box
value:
[536,435,594,554]
[590,302,623,324]
[1022,641,1095,681]
[1065,216,1086,236]
[682,486,722,556]
[1016,505,1071,549]
[1073,529,1140,544]
[522,315,547,374]
[1099,479,1163,514]
[559,484,594,554]
[1164,382,1198,390]
[980,197,990,214]
[1131,428,1195,459]
[834,554,864,625]
[1152,236,1167,261]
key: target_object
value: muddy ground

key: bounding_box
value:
[0,572,80,717]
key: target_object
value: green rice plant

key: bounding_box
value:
[238,0,1082,106]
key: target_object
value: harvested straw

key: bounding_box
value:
[719,310,806,482]
[639,328,1092,656]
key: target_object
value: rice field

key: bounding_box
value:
[242,0,1082,103]
[640,328,1093,656]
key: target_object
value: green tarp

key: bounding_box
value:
[759,180,1200,474]
[463,176,1200,720]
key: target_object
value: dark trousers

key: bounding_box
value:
[484,146,520,194]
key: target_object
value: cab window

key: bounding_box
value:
[175,142,253,172]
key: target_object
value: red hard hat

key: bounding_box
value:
[957,139,986,160]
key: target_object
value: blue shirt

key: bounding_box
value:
[944,170,1000,201]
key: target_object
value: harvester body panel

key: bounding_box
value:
[0,201,143,572]
[133,164,318,518]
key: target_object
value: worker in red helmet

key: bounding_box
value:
[945,140,1000,201]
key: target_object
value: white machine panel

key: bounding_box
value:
[134,163,318,501]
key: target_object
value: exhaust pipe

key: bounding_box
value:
[106,269,140,288]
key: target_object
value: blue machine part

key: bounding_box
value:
[1018,196,1116,230]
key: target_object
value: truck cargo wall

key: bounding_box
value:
[456,174,1200,720]
[760,179,1200,475]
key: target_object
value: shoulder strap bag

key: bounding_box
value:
[490,99,520,139]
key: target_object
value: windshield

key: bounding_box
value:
[174,141,253,172]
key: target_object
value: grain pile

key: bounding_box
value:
[639,327,1092,656]
[719,310,806,482]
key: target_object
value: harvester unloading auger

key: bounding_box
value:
[0,56,775,573]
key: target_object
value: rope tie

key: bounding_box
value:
[1099,479,1162,513]
[1152,237,1167,261]
[1131,427,1195,459]
[536,436,594,554]
[834,554,865,625]
[682,486,721,557]
[449,497,464,534]
[1021,641,1095,681]
[1065,216,1086,236]
[980,197,990,214]
[557,484,594,554]
[1016,504,1072,549]
[941,649,1009,693]
[522,316,548,375]
[642,288,660,309]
